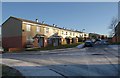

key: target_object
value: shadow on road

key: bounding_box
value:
[1,45,120,78]
[1,62,119,78]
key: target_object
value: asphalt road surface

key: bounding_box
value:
[1,45,120,78]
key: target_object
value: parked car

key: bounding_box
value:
[100,40,109,45]
[95,40,108,45]
[84,40,94,47]
[95,41,101,45]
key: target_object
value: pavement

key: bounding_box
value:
[1,45,119,78]
[1,47,83,77]
[3,47,82,55]
[108,45,119,50]
[3,44,118,55]
[1,58,62,77]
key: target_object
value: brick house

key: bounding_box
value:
[2,16,89,51]
[2,16,47,51]
[112,22,120,43]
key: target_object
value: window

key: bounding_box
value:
[73,33,74,36]
[66,32,68,35]
[70,32,72,35]
[74,33,76,36]
[36,26,40,32]
[46,28,49,33]
[57,30,59,35]
[26,24,31,31]
[80,34,81,37]
[62,31,64,34]
[53,29,55,33]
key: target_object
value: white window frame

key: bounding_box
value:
[73,33,75,36]
[62,31,64,35]
[36,26,40,32]
[26,24,31,31]
[46,28,49,33]
[53,29,55,33]
[66,32,68,35]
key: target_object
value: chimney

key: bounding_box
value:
[42,21,44,24]
[53,24,55,26]
[36,19,39,22]
[55,25,57,27]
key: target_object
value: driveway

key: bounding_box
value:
[1,45,119,78]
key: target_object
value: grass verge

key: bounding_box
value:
[26,42,83,51]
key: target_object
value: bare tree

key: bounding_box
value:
[108,17,118,37]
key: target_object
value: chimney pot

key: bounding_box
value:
[36,19,38,22]
[42,21,44,24]
[55,25,57,27]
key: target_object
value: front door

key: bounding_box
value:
[66,38,70,44]
[38,37,44,47]
[53,38,59,46]
[55,39,59,46]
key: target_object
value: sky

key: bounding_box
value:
[1,2,118,36]
[118,2,120,21]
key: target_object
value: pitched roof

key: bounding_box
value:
[10,16,60,28]
[10,16,43,25]
[5,16,83,33]
[33,34,46,38]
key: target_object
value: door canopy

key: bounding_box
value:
[33,34,46,39]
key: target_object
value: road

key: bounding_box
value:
[1,45,120,78]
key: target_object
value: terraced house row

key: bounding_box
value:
[2,16,89,51]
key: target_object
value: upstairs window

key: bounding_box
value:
[66,32,68,35]
[36,26,40,32]
[26,24,31,31]
[46,28,49,33]
[53,29,55,33]
[62,31,64,35]
[57,30,59,34]
[79,34,82,37]
[73,33,75,36]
